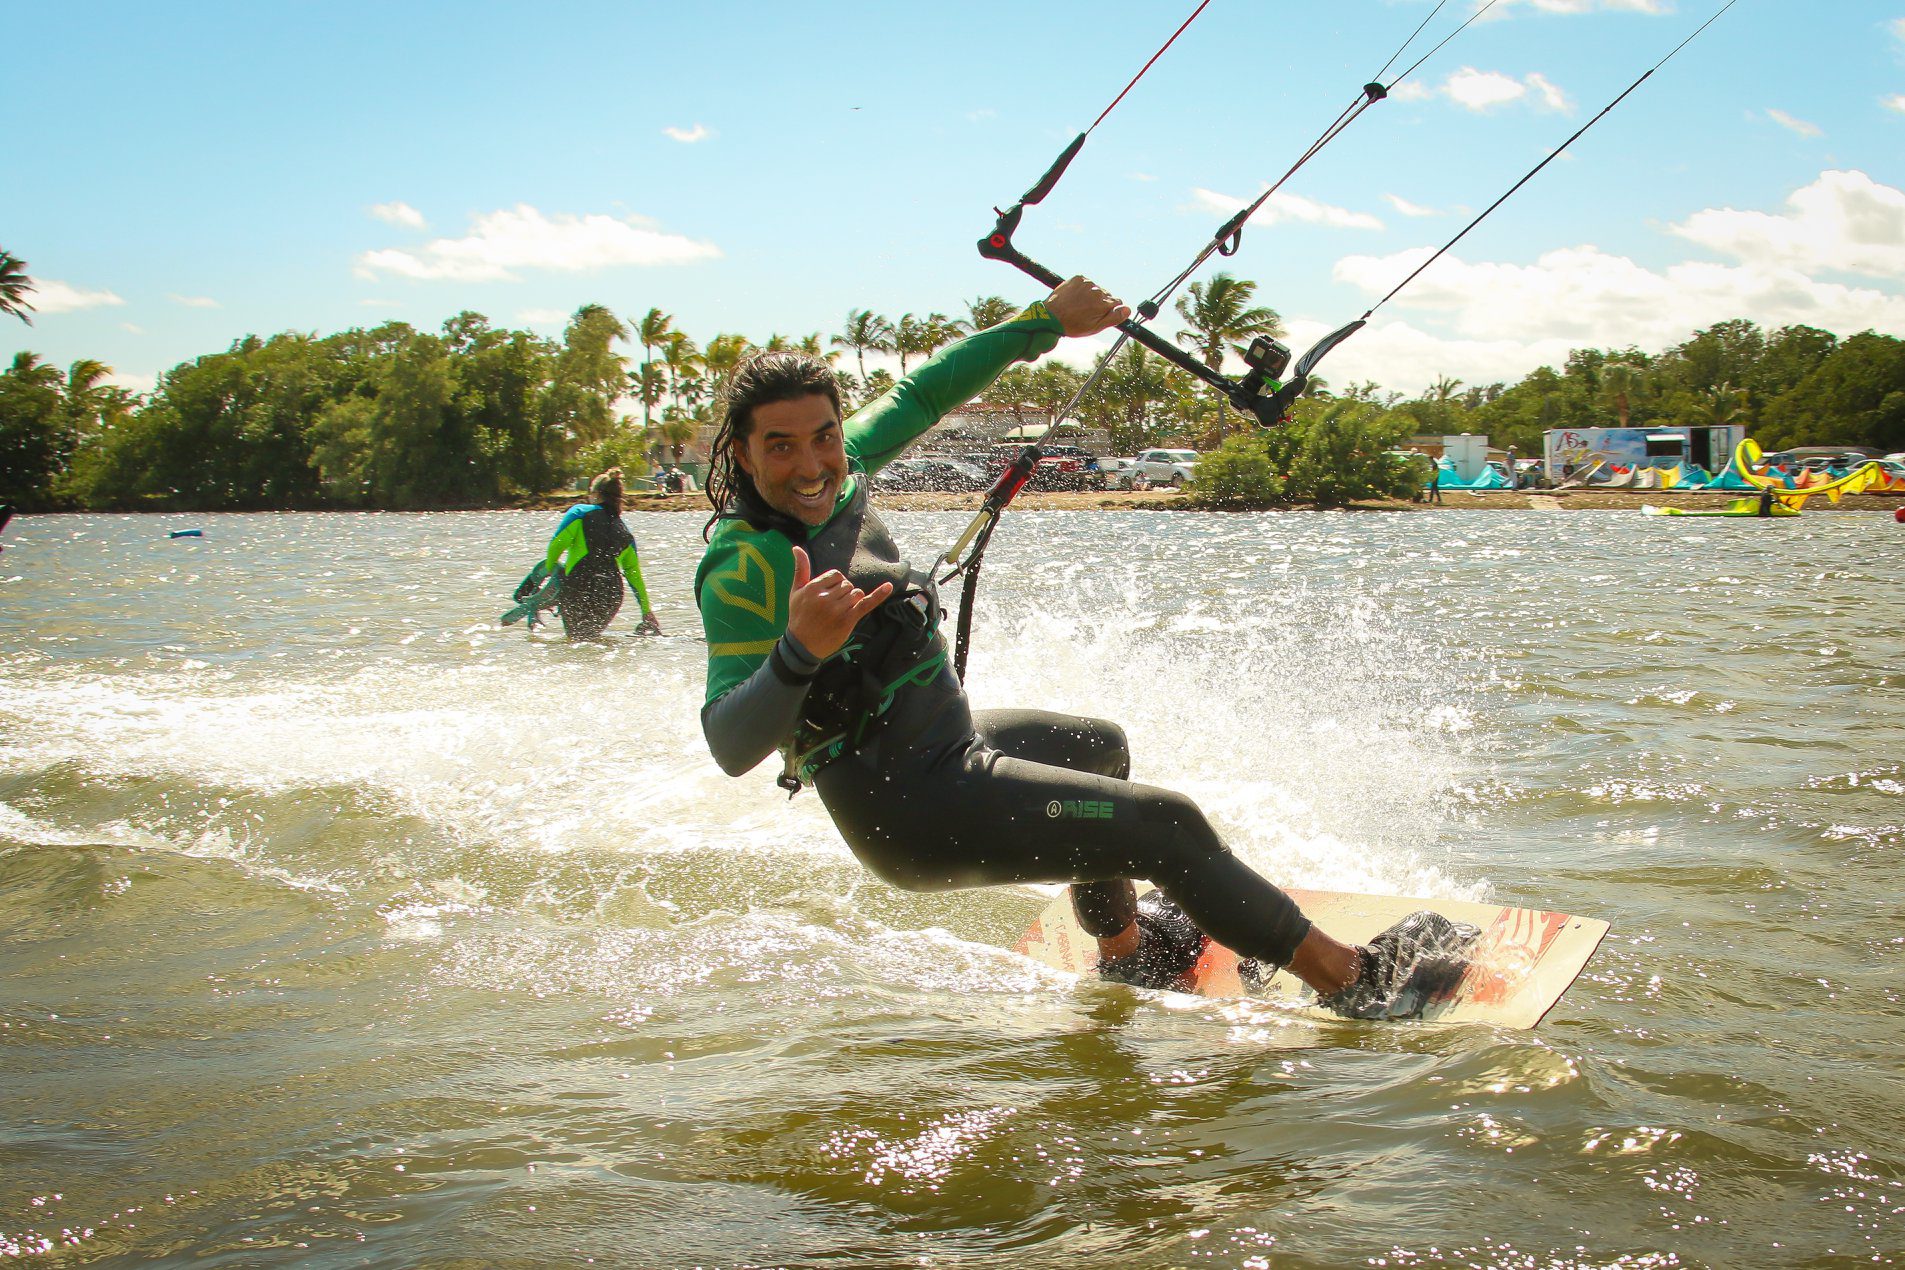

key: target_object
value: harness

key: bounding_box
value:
[780,569,946,794]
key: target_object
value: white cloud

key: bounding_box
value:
[1444,67,1527,111]
[1670,169,1905,279]
[1764,109,1822,139]
[1435,67,1573,113]
[169,293,220,308]
[515,308,571,327]
[1129,172,1158,182]
[1286,314,1582,397]
[370,200,426,229]
[663,123,710,143]
[1384,193,1439,218]
[1321,236,1905,395]
[1283,172,1905,394]
[1187,186,1383,231]
[28,279,126,313]
[1487,0,1671,14]
[1526,72,1571,113]
[1882,94,1905,114]
[355,203,721,282]
[120,322,144,334]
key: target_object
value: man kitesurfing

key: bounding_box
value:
[686,0,1740,1015]
[692,277,1474,1017]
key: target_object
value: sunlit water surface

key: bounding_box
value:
[2,509,1901,1267]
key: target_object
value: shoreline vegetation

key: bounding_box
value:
[4,258,1901,514]
[596,487,1905,515]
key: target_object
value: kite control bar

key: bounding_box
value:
[979,202,1295,428]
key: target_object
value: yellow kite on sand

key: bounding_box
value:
[1732,438,1885,509]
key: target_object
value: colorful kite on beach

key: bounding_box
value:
[1731,438,1887,509]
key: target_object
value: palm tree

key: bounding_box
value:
[1601,361,1642,427]
[1702,382,1748,426]
[892,313,933,376]
[634,308,676,429]
[916,313,960,362]
[62,359,114,432]
[833,309,894,384]
[0,250,33,324]
[659,332,703,418]
[8,350,63,388]
[702,333,750,393]
[1173,273,1283,441]
[629,361,666,431]
[965,295,1018,332]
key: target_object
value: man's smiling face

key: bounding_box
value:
[737,394,847,527]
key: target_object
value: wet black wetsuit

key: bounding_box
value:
[695,307,1312,964]
[545,502,654,641]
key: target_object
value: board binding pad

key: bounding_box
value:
[1017,885,1608,1028]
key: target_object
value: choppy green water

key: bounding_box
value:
[2,508,1901,1268]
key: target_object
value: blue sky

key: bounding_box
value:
[6,0,1903,397]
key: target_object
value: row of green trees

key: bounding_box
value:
[3,241,1900,511]
[1390,318,1905,460]
[3,308,634,511]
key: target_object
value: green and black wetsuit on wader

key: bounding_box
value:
[545,503,654,641]
[695,304,1315,971]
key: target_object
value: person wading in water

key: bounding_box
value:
[542,468,662,642]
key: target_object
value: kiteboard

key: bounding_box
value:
[1017,885,1608,1028]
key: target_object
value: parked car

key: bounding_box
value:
[985,442,1096,491]
[1133,448,1199,489]
[1093,456,1140,490]
[872,457,990,493]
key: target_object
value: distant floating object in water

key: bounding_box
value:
[168,529,204,539]
[1895,507,1905,524]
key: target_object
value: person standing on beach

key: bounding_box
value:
[691,277,1472,1016]
[1425,457,1443,504]
[542,467,662,641]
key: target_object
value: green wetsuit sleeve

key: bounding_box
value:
[617,544,653,613]
[696,526,825,774]
[697,527,799,704]
[845,302,1063,474]
[545,517,587,574]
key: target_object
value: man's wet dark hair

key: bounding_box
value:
[704,350,842,539]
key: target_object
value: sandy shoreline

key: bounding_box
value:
[611,488,1905,514]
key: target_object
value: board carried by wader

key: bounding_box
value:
[1018,884,1607,1028]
